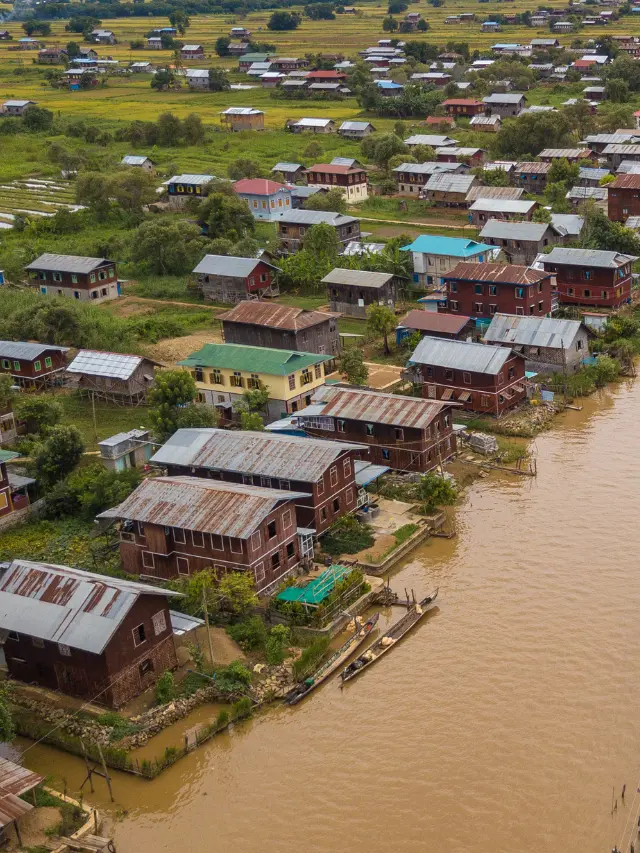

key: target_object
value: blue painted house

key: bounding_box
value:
[375,80,404,97]
[401,235,498,287]
[165,174,216,208]
[233,178,293,221]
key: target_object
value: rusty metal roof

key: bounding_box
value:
[398,310,472,335]
[151,428,363,481]
[0,560,181,654]
[0,758,42,799]
[218,301,340,331]
[444,262,550,285]
[308,386,449,430]
[102,476,309,539]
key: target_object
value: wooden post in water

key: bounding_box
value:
[80,740,94,794]
[97,743,114,803]
[202,586,214,667]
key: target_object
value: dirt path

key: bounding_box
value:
[144,329,220,365]
[359,215,475,230]
[113,295,222,316]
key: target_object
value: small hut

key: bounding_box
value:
[66,351,160,405]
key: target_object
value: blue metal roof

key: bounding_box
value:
[376,80,403,89]
[401,235,494,257]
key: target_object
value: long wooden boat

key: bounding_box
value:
[339,589,439,684]
[284,612,380,705]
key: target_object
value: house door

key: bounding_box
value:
[55,662,89,697]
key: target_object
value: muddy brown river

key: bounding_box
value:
[19,381,640,853]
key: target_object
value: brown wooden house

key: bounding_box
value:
[323,268,404,319]
[296,385,457,473]
[219,301,341,355]
[406,336,526,416]
[66,350,160,404]
[25,254,119,303]
[540,247,637,309]
[274,210,361,255]
[0,560,181,708]
[150,428,365,534]
[193,255,280,303]
[101,476,310,594]
[0,341,69,389]
[608,173,640,222]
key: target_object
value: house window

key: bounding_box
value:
[450,281,457,292]
[463,372,471,384]
[195,368,204,382]
[316,476,324,495]
[251,530,261,551]
[212,369,223,385]
[301,369,312,385]
[261,476,272,489]
[132,624,147,647]
[230,538,243,554]
[139,659,154,676]
[333,497,340,513]
[320,507,327,522]
[230,372,243,388]
[45,356,52,368]
[584,270,591,280]
[489,285,497,296]
[173,527,186,544]
[152,610,167,635]
[192,530,204,548]
[601,290,608,299]
[271,551,281,569]
[177,556,189,575]
[254,562,265,583]
[58,643,71,657]
[515,287,524,299]
[489,304,497,315]
[1,361,7,369]
[474,284,483,294]
[480,395,490,407]
[584,289,591,298]
[394,428,404,440]
[508,367,515,379]
[474,303,483,314]
[288,374,296,391]
[71,274,78,284]
[279,479,290,490]
[13,361,19,371]
[449,301,459,311]
[314,364,322,379]
[337,419,346,432]
[366,423,374,436]
[53,272,62,282]
[329,466,338,487]
[267,520,277,538]
[34,360,41,372]
[32,636,44,648]
[497,372,504,383]
[286,542,295,559]
[382,448,390,460]
[142,551,154,569]
[445,369,454,381]
[211,534,224,550]
[516,307,524,315]
[282,509,292,529]
[346,487,354,504]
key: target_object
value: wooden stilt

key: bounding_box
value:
[96,743,114,803]
[80,740,94,794]
[14,820,22,848]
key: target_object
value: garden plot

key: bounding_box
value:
[0,178,83,226]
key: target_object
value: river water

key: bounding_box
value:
[20,380,640,853]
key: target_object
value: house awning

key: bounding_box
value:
[441,388,454,400]
[458,391,472,402]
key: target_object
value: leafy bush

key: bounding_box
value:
[265,624,290,665]
[216,709,229,728]
[321,516,374,557]
[215,660,252,694]
[227,616,268,651]
[231,697,253,720]
[155,671,175,705]
[292,637,331,680]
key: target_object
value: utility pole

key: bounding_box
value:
[202,585,214,667]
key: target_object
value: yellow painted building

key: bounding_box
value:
[179,343,332,421]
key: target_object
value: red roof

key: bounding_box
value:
[425,116,455,125]
[634,110,640,117]
[442,98,484,106]
[609,173,640,189]
[574,58,598,67]
[233,178,289,195]
[400,310,472,335]
[307,70,346,79]
[444,262,550,285]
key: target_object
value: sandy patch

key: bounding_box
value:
[345,533,397,563]
[6,806,60,850]
[144,329,221,366]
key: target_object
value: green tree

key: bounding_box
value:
[417,18,429,31]
[234,385,269,429]
[340,348,369,385]
[151,68,176,91]
[109,168,157,217]
[14,395,61,434]
[367,303,397,355]
[22,106,53,132]
[361,132,407,169]
[75,171,111,215]
[217,572,258,616]
[303,187,347,213]
[265,624,290,665]
[548,158,580,186]
[0,683,14,743]
[581,203,640,255]
[215,36,231,56]
[495,111,575,159]
[382,15,399,31]
[240,411,265,430]
[168,8,189,32]
[199,192,255,243]
[66,41,80,58]
[532,206,552,223]
[182,113,206,144]
[268,10,301,30]
[0,375,16,414]
[416,472,457,513]
[148,369,213,441]
[47,462,141,520]
[227,158,263,181]
[35,425,85,487]
[155,671,175,704]
[604,78,630,103]
[208,68,230,92]
[132,220,208,275]
[302,222,341,258]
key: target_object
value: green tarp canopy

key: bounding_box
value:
[276,565,351,606]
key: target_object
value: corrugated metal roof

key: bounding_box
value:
[602,144,640,155]
[308,385,449,429]
[233,178,289,195]
[331,157,363,167]
[292,117,333,127]
[542,247,637,267]
[179,343,331,374]
[0,341,68,359]
[404,134,458,147]
[3,100,35,107]
[586,133,640,145]
[339,121,374,131]
[321,268,395,288]
[566,186,607,200]
[67,350,149,380]
[469,115,501,125]
[539,148,591,158]
[466,186,524,201]
[272,162,303,172]
[483,93,525,103]
[221,106,263,115]
[151,428,363,480]
[0,560,180,654]
[102,476,308,539]
[425,173,476,193]
[398,310,472,334]
[218,301,338,330]
[193,254,275,277]
[401,235,493,256]
[484,313,584,348]
[609,173,640,189]
[578,167,610,180]
[469,198,536,213]
[166,174,215,186]
[0,757,42,799]
[121,155,152,165]
[273,210,357,226]
[616,161,640,174]
[393,162,460,175]
[550,213,584,236]
[515,161,551,173]
[25,253,112,273]
[479,219,551,241]
[444,261,549,285]
[409,337,512,374]
[186,69,209,78]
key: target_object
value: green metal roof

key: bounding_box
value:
[276,565,352,605]
[0,450,20,463]
[179,343,332,376]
